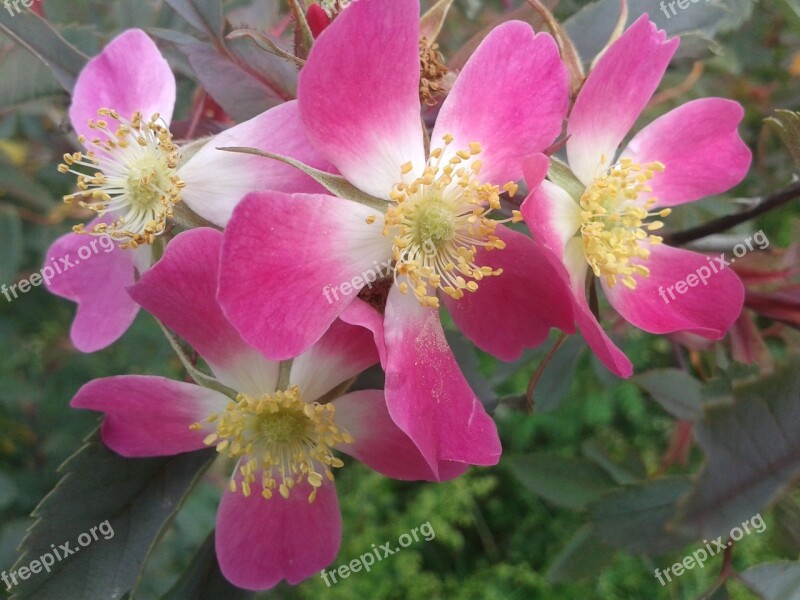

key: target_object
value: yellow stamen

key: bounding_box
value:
[380,135,515,308]
[191,386,352,503]
[579,158,668,289]
[57,108,184,249]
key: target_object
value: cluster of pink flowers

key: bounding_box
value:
[48,0,750,590]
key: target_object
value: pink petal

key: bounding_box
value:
[564,239,633,378]
[70,29,175,142]
[179,101,334,228]
[443,225,575,361]
[298,0,425,198]
[219,192,392,360]
[603,244,745,339]
[71,375,229,457]
[44,225,139,353]
[216,478,341,590]
[621,98,751,206]
[339,298,388,367]
[290,320,379,402]
[334,389,467,481]
[431,23,568,186]
[383,286,502,474]
[566,16,679,185]
[520,178,582,259]
[521,152,550,193]
[129,228,279,396]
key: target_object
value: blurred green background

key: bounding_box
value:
[1,1,800,598]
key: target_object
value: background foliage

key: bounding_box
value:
[1,0,800,598]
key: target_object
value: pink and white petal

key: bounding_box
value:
[179,101,334,228]
[566,16,679,185]
[563,239,633,377]
[523,159,631,375]
[520,178,582,258]
[443,226,575,361]
[383,286,501,475]
[603,244,744,338]
[290,320,379,402]
[333,389,467,481]
[71,375,229,457]
[431,23,568,186]
[129,228,279,396]
[45,224,139,353]
[216,478,341,590]
[219,192,393,361]
[70,29,175,142]
[298,0,425,198]
[521,153,551,194]
[621,98,751,206]
[339,298,387,367]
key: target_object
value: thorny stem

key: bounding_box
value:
[697,542,736,600]
[665,180,800,246]
[526,332,568,413]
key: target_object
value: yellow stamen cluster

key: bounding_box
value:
[58,108,184,249]
[191,386,352,503]
[579,158,670,289]
[419,37,449,106]
[382,135,521,308]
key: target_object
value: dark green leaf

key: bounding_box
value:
[178,43,287,121]
[445,330,496,408]
[633,368,703,420]
[0,44,63,109]
[589,476,694,556]
[10,431,215,599]
[0,157,56,212]
[770,496,800,559]
[164,0,223,40]
[0,471,17,510]
[564,0,755,63]
[532,334,585,413]
[674,365,800,539]
[546,525,616,583]
[766,110,800,169]
[0,206,23,284]
[0,10,88,91]
[507,454,617,510]
[740,562,800,600]
[160,531,253,600]
[581,441,646,485]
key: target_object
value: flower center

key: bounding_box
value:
[381,134,520,308]
[579,158,670,290]
[192,386,352,503]
[58,108,184,249]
